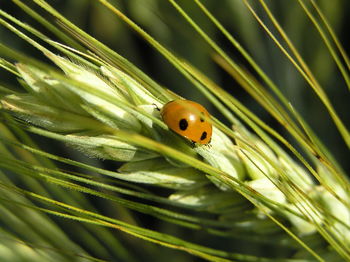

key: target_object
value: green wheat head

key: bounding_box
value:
[0,0,349,261]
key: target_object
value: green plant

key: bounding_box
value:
[0,0,349,261]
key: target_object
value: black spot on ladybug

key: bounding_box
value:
[200,131,207,141]
[179,119,188,131]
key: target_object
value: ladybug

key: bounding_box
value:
[160,99,212,145]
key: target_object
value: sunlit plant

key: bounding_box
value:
[0,0,349,261]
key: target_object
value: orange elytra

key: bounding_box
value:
[160,99,212,145]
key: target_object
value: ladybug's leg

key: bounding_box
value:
[152,103,160,111]
[206,137,212,148]
[205,143,212,148]
[190,140,196,148]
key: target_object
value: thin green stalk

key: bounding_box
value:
[10,0,84,51]
[192,0,311,142]
[249,0,350,149]
[0,182,286,262]
[310,0,350,75]
[297,0,350,90]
